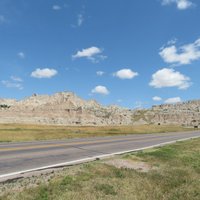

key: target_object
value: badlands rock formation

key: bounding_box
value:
[134,100,200,127]
[0,92,200,127]
[0,92,133,125]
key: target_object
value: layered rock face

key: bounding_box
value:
[0,92,133,125]
[0,92,200,127]
[133,100,200,127]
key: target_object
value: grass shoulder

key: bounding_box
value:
[1,138,200,200]
[0,123,197,142]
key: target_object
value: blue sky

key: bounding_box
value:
[0,0,200,108]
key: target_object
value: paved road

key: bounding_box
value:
[0,131,199,181]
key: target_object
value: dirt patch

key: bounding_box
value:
[104,159,154,172]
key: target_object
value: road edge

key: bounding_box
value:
[0,135,199,182]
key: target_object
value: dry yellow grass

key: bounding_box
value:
[0,123,196,142]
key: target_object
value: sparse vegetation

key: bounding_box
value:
[0,104,10,109]
[0,123,196,142]
[132,110,148,122]
[1,138,200,200]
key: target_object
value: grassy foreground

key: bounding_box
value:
[0,123,196,142]
[1,138,200,200]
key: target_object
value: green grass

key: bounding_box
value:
[95,184,117,195]
[1,138,200,200]
[0,123,196,142]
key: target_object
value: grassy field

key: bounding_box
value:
[0,138,199,200]
[0,123,196,142]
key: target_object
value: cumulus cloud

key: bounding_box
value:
[167,38,177,45]
[91,85,109,95]
[113,69,138,79]
[73,47,102,58]
[164,97,182,104]
[2,76,23,90]
[160,38,200,65]
[162,0,194,10]
[153,96,162,101]
[18,52,25,59]
[149,68,191,89]
[72,47,106,62]
[52,5,61,10]
[31,68,58,78]
[96,71,105,76]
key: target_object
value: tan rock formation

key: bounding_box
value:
[0,92,134,126]
[0,92,200,127]
[133,100,200,128]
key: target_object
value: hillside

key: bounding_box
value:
[0,92,133,126]
[0,92,200,127]
[134,100,200,127]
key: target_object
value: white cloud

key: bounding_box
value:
[18,52,25,59]
[2,81,23,90]
[167,38,177,45]
[10,76,23,82]
[160,38,200,65]
[149,68,191,89]
[177,0,193,9]
[2,76,23,90]
[96,71,105,76]
[52,5,61,10]
[72,47,106,62]
[153,96,162,101]
[133,101,145,109]
[77,14,84,26]
[113,69,138,79]
[71,12,85,28]
[164,97,182,104]
[31,68,58,78]
[73,47,101,58]
[91,85,109,95]
[162,0,194,10]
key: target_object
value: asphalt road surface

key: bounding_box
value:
[0,131,199,181]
